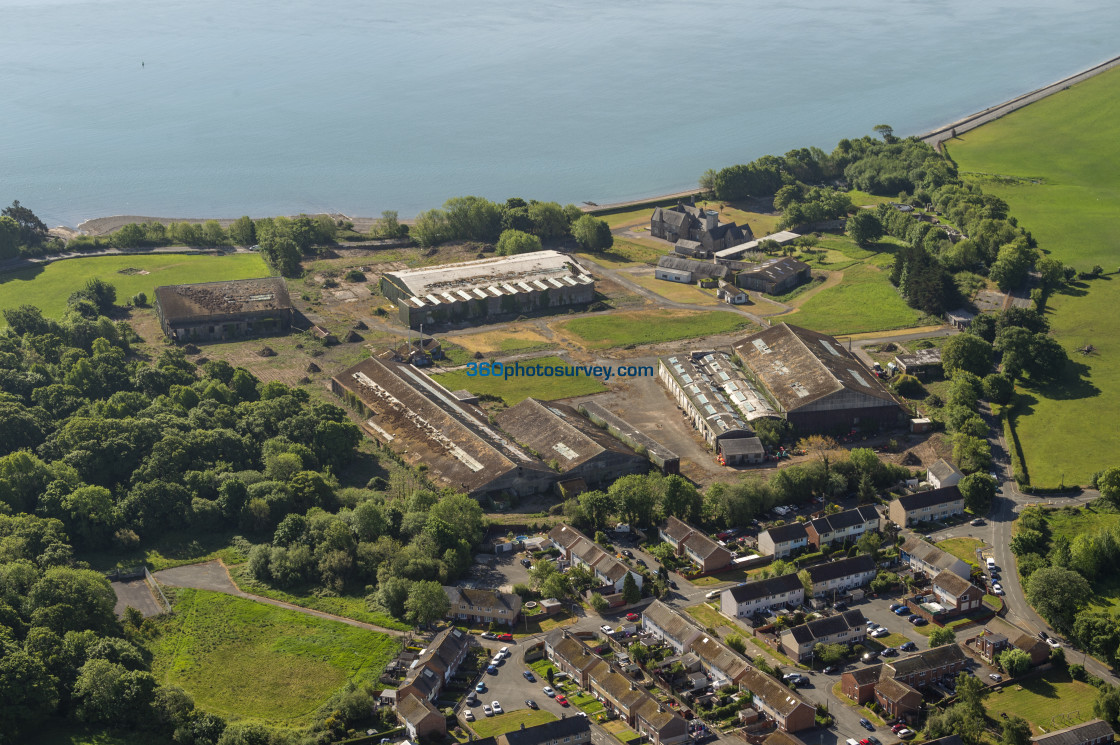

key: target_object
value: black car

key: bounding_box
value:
[899,641,918,652]
[822,665,837,675]
[525,699,538,709]
[860,717,874,731]
[621,549,633,558]
[520,558,532,568]
[880,647,899,657]
[834,602,848,612]
[862,651,880,663]
[1039,630,1050,641]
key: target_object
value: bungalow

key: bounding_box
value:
[688,634,751,687]
[641,600,702,654]
[717,280,748,305]
[874,676,922,719]
[444,586,523,626]
[927,458,963,489]
[720,573,805,619]
[658,517,732,573]
[804,506,881,549]
[931,570,983,614]
[549,524,643,593]
[899,534,971,581]
[804,554,877,599]
[397,693,446,739]
[841,664,884,705]
[757,523,809,558]
[738,668,817,733]
[781,609,868,661]
[888,485,965,527]
[1032,719,1115,745]
[883,644,968,687]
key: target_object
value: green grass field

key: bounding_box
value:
[630,274,719,305]
[0,253,271,322]
[576,238,667,268]
[430,355,608,405]
[555,309,754,349]
[468,710,558,738]
[783,262,923,334]
[150,588,400,725]
[948,66,1120,487]
[936,537,984,568]
[985,668,1098,734]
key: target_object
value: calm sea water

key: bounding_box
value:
[2,0,1118,227]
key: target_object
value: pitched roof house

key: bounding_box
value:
[804,554,877,599]
[888,486,965,527]
[548,524,643,593]
[1032,719,1115,745]
[641,600,702,654]
[781,609,868,661]
[658,517,731,573]
[720,573,805,619]
[397,693,446,739]
[899,534,971,580]
[804,505,881,548]
[757,523,809,558]
[444,586,523,626]
[738,668,817,733]
[651,201,753,253]
[927,458,963,489]
[931,570,984,613]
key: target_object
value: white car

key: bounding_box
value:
[499,646,509,657]
[992,583,1004,595]
[989,673,1003,682]
[600,625,614,634]
[543,686,555,697]
[897,729,915,739]
[492,701,503,714]
[870,628,889,638]
[483,704,493,716]
[1047,638,1062,649]
[464,710,474,722]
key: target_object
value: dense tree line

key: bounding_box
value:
[411,196,585,248]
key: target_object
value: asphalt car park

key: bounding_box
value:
[460,641,576,724]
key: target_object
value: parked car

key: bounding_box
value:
[860,717,874,731]
[600,625,614,635]
[556,695,569,706]
[870,628,889,638]
[881,647,898,657]
[525,699,538,709]
[822,666,837,674]
[492,701,503,714]
[669,580,678,589]
[971,518,985,526]
[523,670,536,682]
[521,558,532,568]
[481,631,498,640]
[1047,638,1062,649]
[897,729,915,739]
[465,710,474,721]
[705,590,720,600]
[989,673,1003,682]
[906,614,920,622]
[621,549,633,558]
[543,686,555,697]
[834,602,848,611]
[894,605,910,616]
[487,665,498,675]
[991,583,1004,595]
[483,704,492,716]
[899,642,918,652]
[466,692,478,705]
[497,633,514,642]
[626,612,640,622]
[911,617,928,626]
[865,736,880,745]
[891,724,905,733]
[499,647,509,657]
[475,683,486,692]
[889,603,904,611]
[862,651,880,663]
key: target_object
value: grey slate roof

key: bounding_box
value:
[927,458,962,483]
[725,573,804,604]
[806,554,876,584]
[786,609,867,644]
[1032,719,1115,745]
[895,485,963,511]
[808,505,879,535]
[762,523,808,545]
[656,255,731,280]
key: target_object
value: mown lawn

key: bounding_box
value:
[0,253,271,322]
[149,588,401,725]
[985,669,1099,734]
[430,355,608,405]
[784,262,923,334]
[629,274,719,306]
[576,238,667,268]
[948,66,1120,487]
[936,537,984,568]
[555,309,754,349]
[469,710,559,738]
[684,602,727,631]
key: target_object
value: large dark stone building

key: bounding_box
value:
[650,200,753,252]
[154,277,293,343]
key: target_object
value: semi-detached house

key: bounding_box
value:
[738,668,817,733]
[444,586,523,626]
[659,516,732,573]
[804,506,880,549]
[899,534,971,581]
[888,485,965,527]
[758,523,809,558]
[720,573,805,618]
[805,554,877,599]
[781,609,868,661]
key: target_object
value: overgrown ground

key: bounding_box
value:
[554,309,754,349]
[0,253,271,322]
[149,588,401,725]
[37,725,172,745]
[430,355,608,405]
[948,65,1120,487]
[1037,503,1120,613]
[935,537,984,568]
[984,668,1098,734]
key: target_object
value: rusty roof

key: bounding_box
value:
[154,277,291,322]
[734,323,900,412]
[332,356,553,495]
[495,399,642,472]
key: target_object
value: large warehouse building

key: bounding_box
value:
[380,250,595,328]
[733,323,904,433]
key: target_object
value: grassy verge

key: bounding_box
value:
[936,537,984,568]
[555,309,754,349]
[149,588,401,725]
[229,565,411,631]
[985,669,1099,733]
[629,274,720,305]
[830,682,886,725]
[684,603,727,632]
[0,253,271,322]
[429,355,608,405]
[469,710,559,738]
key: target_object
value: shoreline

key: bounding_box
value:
[68,53,1120,236]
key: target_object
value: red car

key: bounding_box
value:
[556,695,569,706]
[626,613,640,622]
[497,633,514,642]
[891,724,905,733]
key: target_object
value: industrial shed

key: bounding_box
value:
[494,398,648,487]
[655,255,731,283]
[576,402,680,474]
[733,323,903,433]
[380,250,595,328]
[154,277,293,342]
[733,257,812,294]
[332,356,556,498]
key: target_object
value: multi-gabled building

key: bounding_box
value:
[930,570,984,614]
[398,693,446,739]
[804,506,881,549]
[720,573,805,619]
[657,352,769,455]
[733,323,904,433]
[757,523,809,558]
[780,609,868,661]
[804,554,877,599]
[397,627,472,704]
[548,524,643,593]
[689,633,752,686]
[883,644,968,688]
[658,517,732,573]
[874,676,922,719]
[888,486,965,527]
[650,200,752,253]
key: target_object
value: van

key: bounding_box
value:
[986,558,996,570]
[847,739,860,745]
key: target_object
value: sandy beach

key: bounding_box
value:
[67,52,1120,236]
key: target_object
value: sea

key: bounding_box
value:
[2,0,1119,228]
